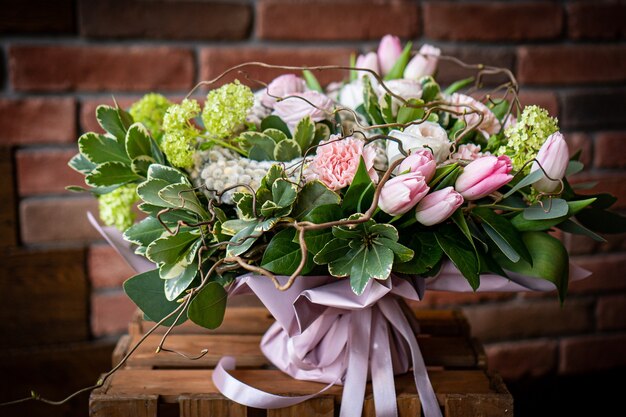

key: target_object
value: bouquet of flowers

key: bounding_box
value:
[69,35,625,417]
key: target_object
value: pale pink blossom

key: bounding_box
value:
[404,44,441,79]
[415,187,464,226]
[378,172,429,216]
[531,132,569,193]
[356,52,380,76]
[305,136,377,191]
[273,90,334,127]
[398,149,436,181]
[455,155,513,200]
[261,74,307,108]
[377,35,403,76]
[451,144,484,162]
[503,113,517,131]
[448,93,501,138]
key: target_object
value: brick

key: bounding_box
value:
[596,294,626,331]
[0,341,113,417]
[559,333,626,374]
[462,299,593,342]
[418,291,515,308]
[257,0,419,40]
[20,197,100,243]
[437,46,515,86]
[594,132,626,168]
[572,173,626,209]
[88,244,136,289]
[0,0,75,34]
[518,45,626,85]
[91,291,136,336]
[16,148,83,196]
[567,2,626,40]
[200,46,354,87]
[0,98,76,145]
[485,339,558,380]
[10,45,194,92]
[561,89,626,130]
[564,233,626,256]
[79,0,251,40]
[0,148,17,248]
[569,253,626,293]
[0,248,88,349]
[423,1,563,42]
[518,90,559,119]
[565,133,593,167]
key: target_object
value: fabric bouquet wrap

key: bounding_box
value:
[73,34,624,417]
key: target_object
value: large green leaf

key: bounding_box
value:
[293,116,316,151]
[163,265,198,301]
[557,218,606,242]
[261,229,313,275]
[96,105,129,143]
[374,237,413,262]
[576,208,626,234]
[301,204,342,254]
[272,179,298,209]
[86,161,138,187]
[314,238,351,264]
[342,157,374,213]
[261,115,291,138]
[523,198,569,220]
[511,198,596,232]
[502,169,544,198]
[292,181,341,219]
[246,133,276,161]
[473,207,532,264]
[264,128,288,143]
[159,183,208,218]
[78,132,129,164]
[124,216,166,246]
[393,232,443,275]
[137,178,172,207]
[146,232,199,265]
[274,139,301,162]
[188,282,227,330]
[350,245,394,295]
[147,164,189,185]
[435,224,480,290]
[68,153,97,174]
[495,232,569,302]
[233,192,256,220]
[124,269,187,327]
[125,123,153,160]
[226,220,260,257]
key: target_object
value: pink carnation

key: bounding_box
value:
[451,144,485,162]
[305,136,377,191]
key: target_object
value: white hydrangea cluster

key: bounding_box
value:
[191,146,305,204]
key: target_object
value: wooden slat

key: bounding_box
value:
[267,397,334,417]
[130,307,470,337]
[117,333,480,370]
[178,394,247,417]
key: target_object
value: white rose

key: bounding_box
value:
[387,121,452,164]
[377,79,422,116]
[338,80,366,110]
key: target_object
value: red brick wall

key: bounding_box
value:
[1,1,625,414]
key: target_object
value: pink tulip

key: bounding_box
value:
[404,44,441,79]
[355,52,380,76]
[531,132,569,193]
[455,155,513,200]
[398,149,436,182]
[415,187,464,226]
[261,74,306,108]
[273,90,334,127]
[378,172,429,216]
[377,35,402,76]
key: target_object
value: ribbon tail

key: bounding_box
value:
[339,308,372,417]
[213,357,338,409]
[379,298,443,417]
[370,307,398,417]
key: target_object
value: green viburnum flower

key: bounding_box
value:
[98,184,139,231]
[162,99,201,169]
[129,93,172,142]
[202,80,254,139]
[497,105,559,171]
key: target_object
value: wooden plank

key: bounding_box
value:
[179,394,247,417]
[364,393,421,417]
[116,333,480,370]
[0,146,17,248]
[267,397,334,417]
[130,307,470,337]
[0,248,89,349]
[112,335,131,368]
[90,392,158,417]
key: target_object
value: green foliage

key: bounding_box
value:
[188,282,228,330]
[384,42,412,80]
[342,157,375,213]
[242,115,317,162]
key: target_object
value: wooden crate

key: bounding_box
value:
[92,308,507,416]
[120,308,485,370]
[90,368,513,417]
